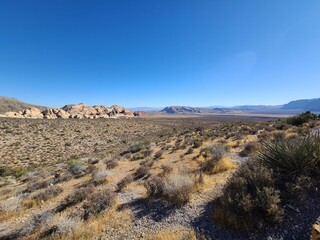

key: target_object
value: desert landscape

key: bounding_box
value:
[1,105,320,239]
[1,1,320,239]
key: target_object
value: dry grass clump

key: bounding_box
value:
[213,159,283,233]
[145,172,195,206]
[201,145,235,174]
[82,188,117,220]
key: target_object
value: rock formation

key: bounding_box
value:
[0,103,139,119]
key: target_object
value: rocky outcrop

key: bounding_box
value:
[21,108,43,119]
[0,103,138,119]
[42,108,70,119]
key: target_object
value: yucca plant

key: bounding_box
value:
[258,136,320,175]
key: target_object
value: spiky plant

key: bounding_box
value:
[258,136,320,176]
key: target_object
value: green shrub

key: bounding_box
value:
[286,111,316,126]
[67,159,86,176]
[213,160,283,233]
[258,136,320,175]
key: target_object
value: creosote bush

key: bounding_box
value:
[213,159,283,233]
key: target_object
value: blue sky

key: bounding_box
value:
[0,0,320,108]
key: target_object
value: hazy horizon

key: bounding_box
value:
[1,1,320,108]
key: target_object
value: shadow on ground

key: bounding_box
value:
[118,198,176,222]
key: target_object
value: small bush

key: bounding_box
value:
[56,187,94,212]
[134,166,150,180]
[91,170,108,186]
[67,159,86,176]
[33,186,63,202]
[154,150,164,160]
[145,173,194,206]
[201,145,229,174]
[82,189,116,220]
[213,160,283,233]
[192,137,203,148]
[116,175,134,192]
[239,142,259,157]
[25,179,53,193]
[105,159,118,169]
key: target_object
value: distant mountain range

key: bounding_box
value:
[1,96,320,116]
[161,98,320,114]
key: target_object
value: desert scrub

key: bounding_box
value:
[0,165,29,178]
[82,189,116,220]
[258,136,320,175]
[32,185,63,202]
[213,159,283,233]
[239,142,260,157]
[91,170,108,186]
[105,159,118,169]
[67,158,86,176]
[56,187,94,212]
[134,165,150,180]
[145,172,195,206]
[286,111,317,126]
[116,175,134,192]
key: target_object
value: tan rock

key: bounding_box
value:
[42,108,70,119]
[3,111,24,118]
[22,108,43,119]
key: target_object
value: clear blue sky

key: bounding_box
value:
[0,1,320,108]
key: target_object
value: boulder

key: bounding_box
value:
[42,108,70,119]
